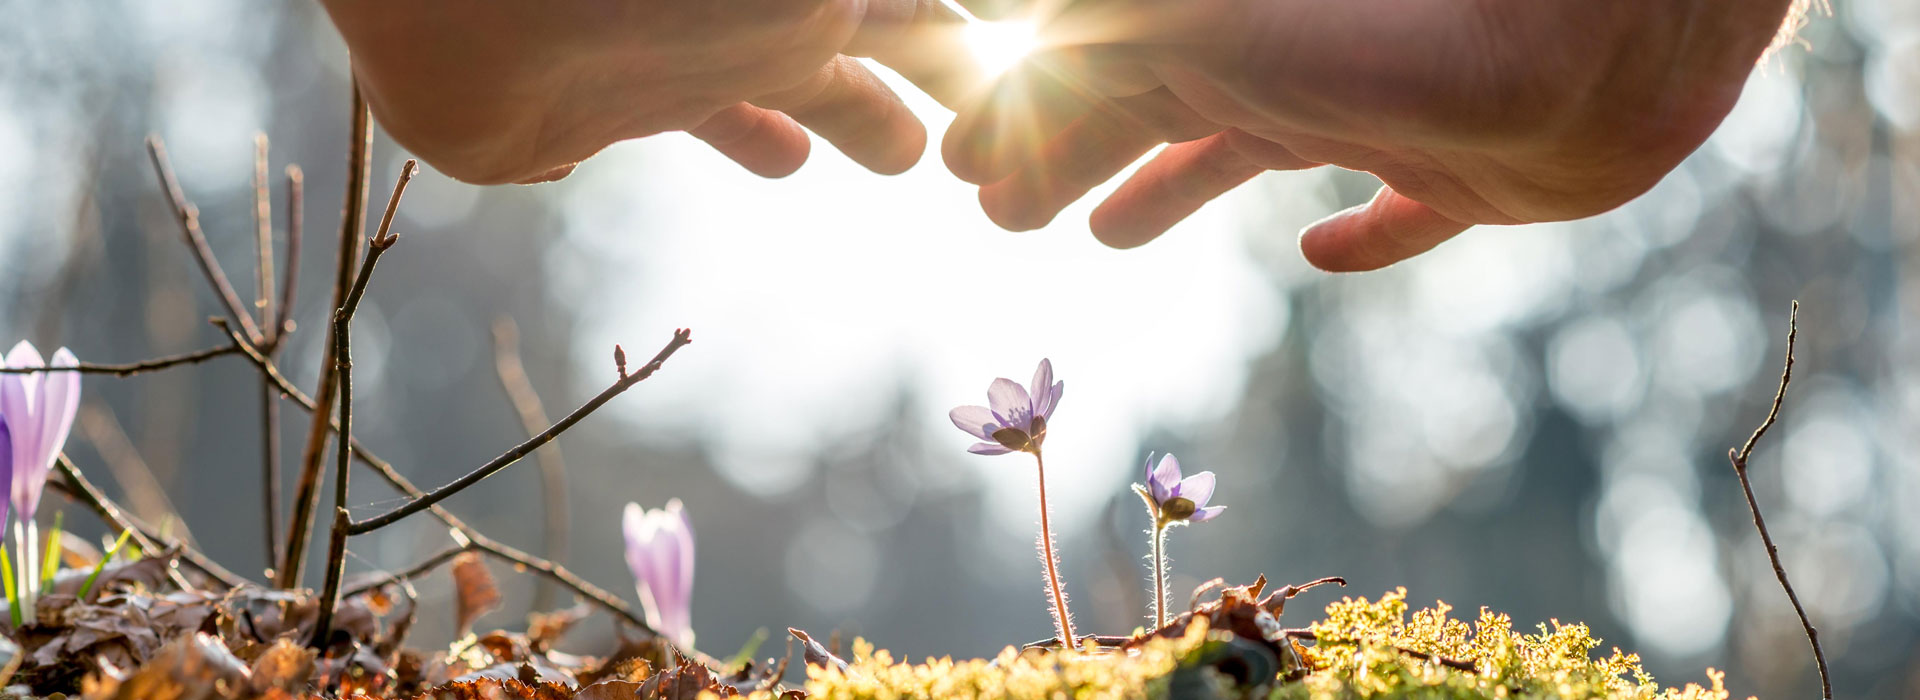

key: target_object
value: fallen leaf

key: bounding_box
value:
[451,554,500,639]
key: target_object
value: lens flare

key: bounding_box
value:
[964,20,1039,76]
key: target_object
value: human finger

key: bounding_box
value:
[846,0,985,110]
[753,56,928,175]
[976,104,1159,231]
[1297,185,1472,272]
[1088,130,1316,247]
[943,60,1098,185]
[686,102,814,178]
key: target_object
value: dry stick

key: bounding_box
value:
[348,328,693,535]
[0,345,238,376]
[491,317,569,613]
[214,320,682,639]
[310,160,413,648]
[44,472,248,591]
[49,456,210,590]
[254,134,283,572]
[282,86,375,589]
[143,136,265,345]
[274,165,304,344]
[342,543,468,599]
[1728,300,1829,700]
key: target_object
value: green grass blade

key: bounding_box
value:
[0,542,18,627]
[39,511,62,590]
[78,529,135,601]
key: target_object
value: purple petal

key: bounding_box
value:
[1149,453,1182,504]
[1039,381,1064,420]
[1190,505,1227,522]
[624,500,697,647]
[967,442,1013,456]
[986,378,1030,425]
[18,348,79,519]
[0,417,11,528]
[1173,471,1216,507]
[1028,359,1054,412]
[0,371,37,521]
[948,405,1000,441]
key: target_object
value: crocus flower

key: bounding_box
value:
[623,499,695,649]
[1141,453,1224,525]
[0,341,80,527]
[948,358,1062,455]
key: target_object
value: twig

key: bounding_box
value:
[343,544,469,599]
[348,328,692,534]
[50,456,203,590]
[283,83,375,589]
[310,182,408,648]
[0,345,239,376]
[45,475,249,591]
[77,402,189,540]
[1727,301,1828,700]
[273,165,304,345]
[254,133,276,332]
[213,320,683,645]
[255,136,283,571]
[143,136,265,345]
[491,317,570,612]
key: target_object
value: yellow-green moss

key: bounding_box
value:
[773,589,1746,700]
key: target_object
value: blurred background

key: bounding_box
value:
[1,0,1916,697]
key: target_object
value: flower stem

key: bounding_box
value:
[1032,451,1076,648]
[1151,522,1168,629]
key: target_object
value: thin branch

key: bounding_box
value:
[0,345,238,376]
[256,135,283,571]
[343,544,468,600]
[51,456,199,590]
[1727,300,1828,700]
[273,165,304,345]
[45,475,249,592]
[254,133,276,332]
[283,86,375,589]
[348,328,692,534]
[310,197,406,648]
[213,320,679,643]
[143,135,265,345]
[491,317,569,613]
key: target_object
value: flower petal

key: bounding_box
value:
[948,405,1000,441]
[967,442,1013,456]
[0,416,11,528]
[1174,471,1216,507]
[1028,359,1054,413]
[986,378,1030,424]
[1149,453,1181,504]
[1190,505,1227,522]
[0,371,37,520]
[18,349,79,519]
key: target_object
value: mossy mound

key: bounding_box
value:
[791,589,1742,700]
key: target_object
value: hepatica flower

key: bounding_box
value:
[950,359,1077,648]
[623,499,695,650]
[949,358,1062,455]
[1132,453,1225,629]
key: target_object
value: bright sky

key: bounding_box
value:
[547,63,1288,535]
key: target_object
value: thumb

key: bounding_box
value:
[1298,186,1471,272]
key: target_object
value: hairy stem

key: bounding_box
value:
[1032,451,1075,648]
[1151,522,1168,629]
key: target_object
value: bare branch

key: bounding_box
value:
[143,135,266,345]
[253,133,276,331]
[273,165,304,345]
[348,328,692,534]
[0,345,238,376]
[491,317,570,612]
[1727,300,1828,700]
[283,86,375,589]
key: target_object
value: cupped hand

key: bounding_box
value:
[320,0,983,184]
[944,0,1797,271]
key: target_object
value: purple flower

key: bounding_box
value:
[0,342,80,527]
[1141,453,1224,524]
[949,359,1063,455]
[623,499,695,649]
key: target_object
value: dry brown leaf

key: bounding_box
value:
[451,554,501,639]
[248,638,316,693]
[572,679,643,700]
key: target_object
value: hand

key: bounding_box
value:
[320,0,983,184]
[944,0,1797,270]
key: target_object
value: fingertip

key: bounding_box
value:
[515,163,579,184]
[688,104,812,179]
[1088,199,1164,249]
[863,117,928,176]
[977,182,1055,232]
[1297,187,1471,272]
[941,111,1011,185]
